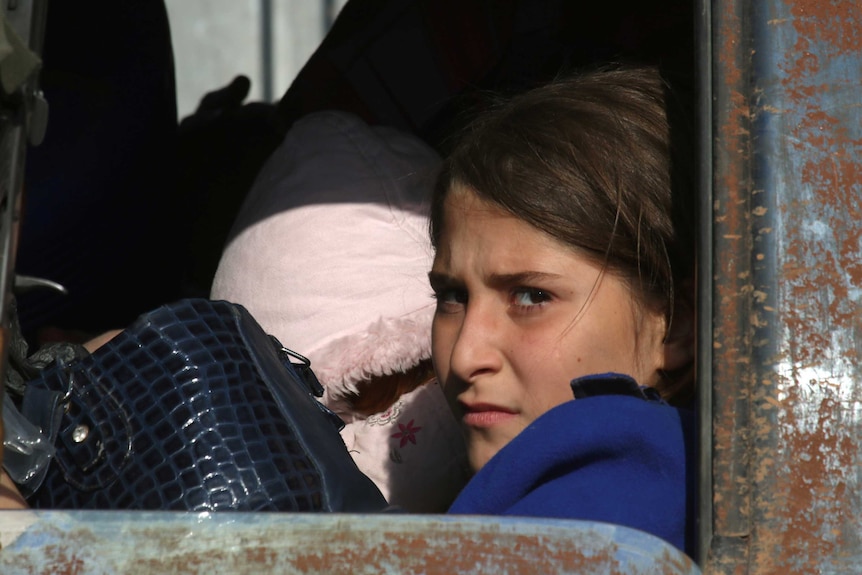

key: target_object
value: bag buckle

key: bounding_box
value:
[271,337,325,397]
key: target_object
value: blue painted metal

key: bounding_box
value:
[707,0,862,573]
[0,511,701,574]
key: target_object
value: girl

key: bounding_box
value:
[430,65,697,555]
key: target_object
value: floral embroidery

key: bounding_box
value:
[366,398,404,426]
[391,419,422,448]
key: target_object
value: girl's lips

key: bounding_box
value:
[460,403,517,428]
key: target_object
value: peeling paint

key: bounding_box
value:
[0,512,701,575]
[709,0,862,572]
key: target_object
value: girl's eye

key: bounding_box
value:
[512,287,551,308]
[433,288,467,312]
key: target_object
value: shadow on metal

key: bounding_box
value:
[0,511,700,574]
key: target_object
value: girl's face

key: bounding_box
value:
[430,185,669,471]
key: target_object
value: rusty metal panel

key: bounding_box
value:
[0,511,701,574]
[707,0,862,573]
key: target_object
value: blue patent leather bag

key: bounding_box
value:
[15,298,388,512]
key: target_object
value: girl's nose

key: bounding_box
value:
[447,303,503,384]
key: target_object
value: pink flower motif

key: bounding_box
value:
[391,419,422,448]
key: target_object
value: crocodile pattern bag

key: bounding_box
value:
[18,298,389,512]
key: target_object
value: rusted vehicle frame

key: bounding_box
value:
[705,0,862,573]
[0,512,701,574]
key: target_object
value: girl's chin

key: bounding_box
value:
[465,429,522,471]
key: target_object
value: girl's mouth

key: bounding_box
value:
[460,403,517,428]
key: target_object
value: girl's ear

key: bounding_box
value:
[661,282,695,373]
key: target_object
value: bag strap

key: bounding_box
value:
[5,383,64,497]
[3,294,89,497]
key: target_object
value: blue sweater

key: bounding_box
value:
[447,373,696,556]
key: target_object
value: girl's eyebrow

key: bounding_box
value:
[428,271,458,290]
[428,270,562,290]
[486,271,563,289]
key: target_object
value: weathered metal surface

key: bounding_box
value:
[0,511,701,574]
[707,0,862,573]
[708,0,754,570]
[694,0,717,565]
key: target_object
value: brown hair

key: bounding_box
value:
[430,65,695,403]
[345,360,436,417]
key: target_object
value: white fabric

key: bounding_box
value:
[341,381,471,513]
[211,110,470,511]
